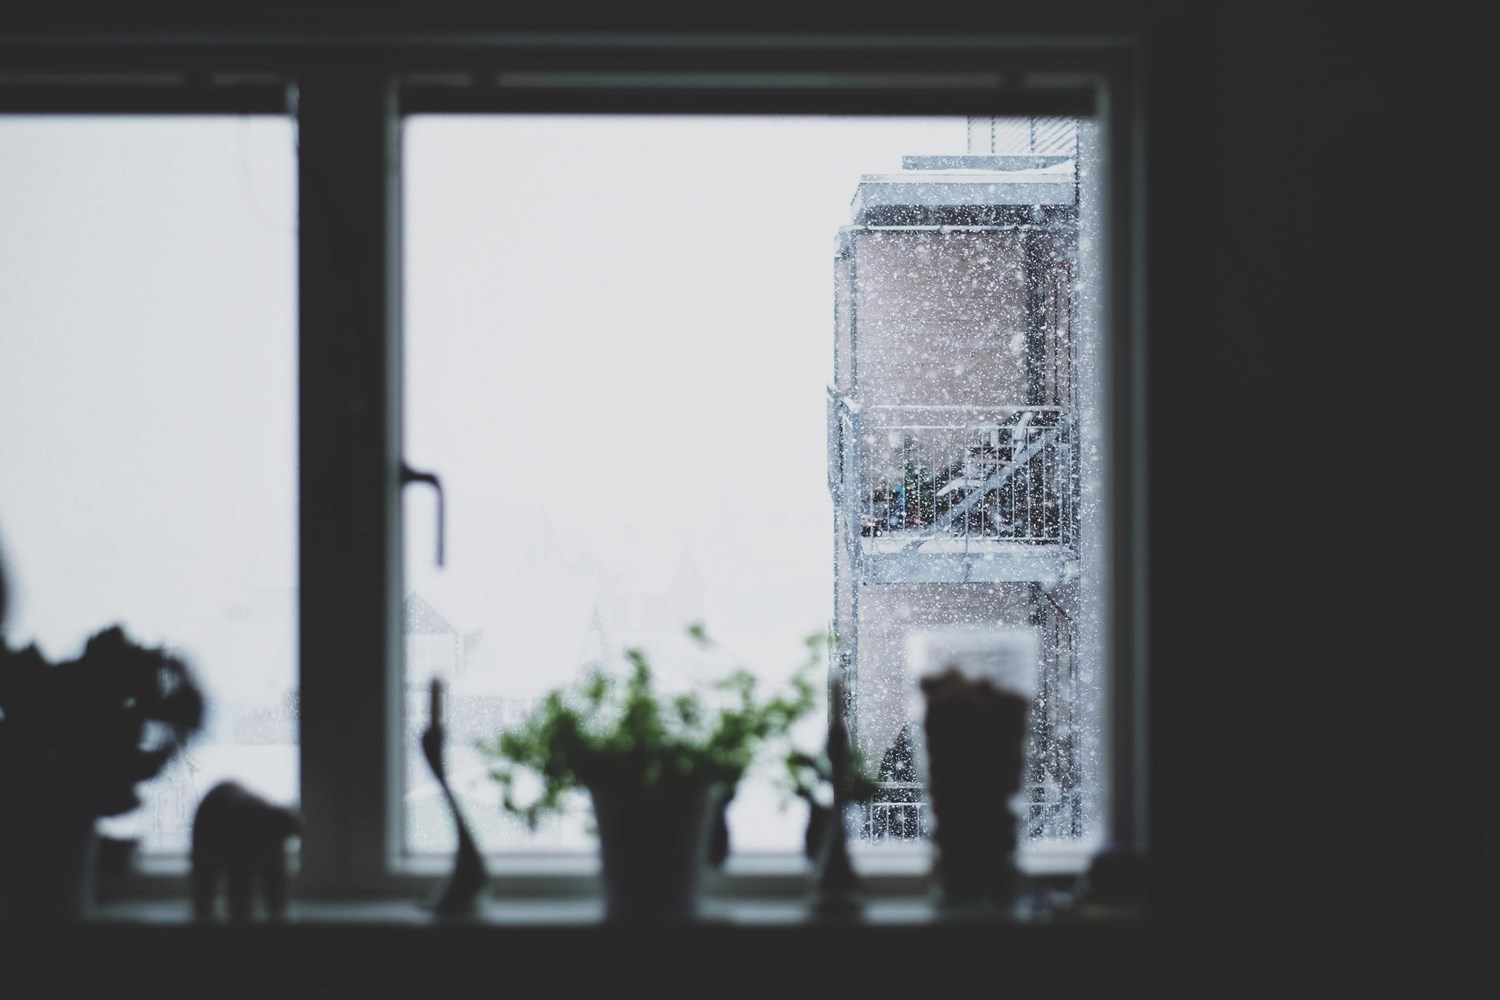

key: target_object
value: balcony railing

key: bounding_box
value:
[852,780,1084,844]
[829,392,1078,582]
[856,782,929,843]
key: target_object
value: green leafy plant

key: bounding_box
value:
[481,623,824,834]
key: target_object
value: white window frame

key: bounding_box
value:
[0,29,1148,902]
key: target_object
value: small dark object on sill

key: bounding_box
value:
[920,666,1030,912]
[95,835,137,880]
[421,678,489,917]
[1069,843,1147,919]
[809,676,863,916]
[0,550,206,924]
[190,780,303,923]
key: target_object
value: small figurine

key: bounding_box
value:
[810,677,863,915]
[190,780,302,922]
[421,677,488,916]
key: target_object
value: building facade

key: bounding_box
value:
[829,116,1102,846]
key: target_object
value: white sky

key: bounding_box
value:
[0,114,969,850]
[0,117,300,703]
[0,114,967,690]
[401,114,968,697]
[1,111,1125,864]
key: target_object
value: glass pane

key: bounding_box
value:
[401,114,1105,861]
[0,117,299,857]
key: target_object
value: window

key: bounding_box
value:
[0,31,1147,898]
[400,113,1052,860]
[395,110,1109,868]
[0,115,299,858]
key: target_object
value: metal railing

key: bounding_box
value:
[852,780,1084,844]
[856,782,929,842]
[829,394,1078,564]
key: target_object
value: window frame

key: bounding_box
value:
[0,29,1148,902]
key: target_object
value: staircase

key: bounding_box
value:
[829,389,1079,584]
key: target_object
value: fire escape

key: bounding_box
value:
[828,117,1090,843]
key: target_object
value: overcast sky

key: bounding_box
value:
[0,113,982,853]
[0,113,967,703]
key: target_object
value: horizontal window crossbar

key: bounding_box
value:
[399,85,1094,117]
[0,32,1131,67]
[0,75,292,113]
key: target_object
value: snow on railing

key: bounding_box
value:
[829,398,1077,559]
[850,780,1084,844]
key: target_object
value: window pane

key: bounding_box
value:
[834,116,1107,857]
[0,117,299,856]
[401,114,1105,861]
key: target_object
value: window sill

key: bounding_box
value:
[49,855,1144,991]
[87,893,1128,929]
[24,892,1145,993]
[84,850,1126,931]
[84,892,1139,927]
[104,839,1098,901]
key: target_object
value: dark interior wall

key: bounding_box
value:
[1184,4,1495,992]
[3,0,1494,991]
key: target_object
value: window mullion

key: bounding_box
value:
[1099,54,1147,853]
[296,69,404,895]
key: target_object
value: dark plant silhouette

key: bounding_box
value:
[0,541,205,921]
[0,624,206,822]
[784,729,879,860]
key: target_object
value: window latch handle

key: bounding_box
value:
[400,462,445,568]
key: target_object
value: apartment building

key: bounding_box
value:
[829,117,1102,848]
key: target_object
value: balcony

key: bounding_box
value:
[828,392,1079,585]
[853,780,1086,844]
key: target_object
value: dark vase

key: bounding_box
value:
[588,781,726,922]
[0,814,98,923]
[920,668,1031,912]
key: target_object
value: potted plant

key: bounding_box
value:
[0,621,206,921]
[783,732,880,862]
[480,623,822,921]
[783,675,883,913]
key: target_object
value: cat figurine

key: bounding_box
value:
[190,780,303,921]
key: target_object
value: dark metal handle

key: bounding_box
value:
[400,462,445,568]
